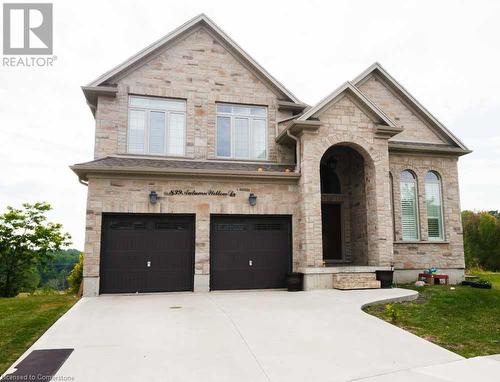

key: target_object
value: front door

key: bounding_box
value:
[321,203,342,261]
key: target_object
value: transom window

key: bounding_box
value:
[216,103,267,160]
[425,171,444,240]
[127,96,186,156]
[400,170,419,241]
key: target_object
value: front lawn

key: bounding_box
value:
[364,272,500,358]
[0,294,78,375]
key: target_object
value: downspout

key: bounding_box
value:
[286,129,301,173]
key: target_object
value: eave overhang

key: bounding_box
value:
[81,86,118,115]
[277,100,309,113]
[388,141,472,156]
[275,120,322,145]
[71,162,300,183]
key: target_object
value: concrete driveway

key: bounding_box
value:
[3,289,500,381]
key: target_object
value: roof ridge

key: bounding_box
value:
[86,14,302,104]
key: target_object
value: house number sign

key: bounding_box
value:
[167,189,236,197]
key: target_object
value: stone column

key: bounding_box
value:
[297,132,324,267]
[367,139,394,266]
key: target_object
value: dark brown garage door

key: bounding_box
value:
[100,214,195,294]
[210,215,292,290]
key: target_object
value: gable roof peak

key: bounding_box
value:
[85,13,301,103]
[352,62,470,151]
[297,81,398,128]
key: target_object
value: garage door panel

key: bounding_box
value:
[211,251,250,269]
[210,216,291,290]
[100,214,194,294]
[210,270,253,291]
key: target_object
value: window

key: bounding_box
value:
[425,171,444,240]
[400,170,419,241]
[216,103,267,159]
[127,96,186,156]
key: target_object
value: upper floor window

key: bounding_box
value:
[216,103,267,160]
[425,171,444,240]
[400,170,419,241]
[127,96,186,156]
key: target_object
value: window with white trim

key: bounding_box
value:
[425,171,444,240]
[216,103,267,160]
[127,96,186,156]
[400,170,419,241]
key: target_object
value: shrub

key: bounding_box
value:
[385,303,400,324]
[67,254,83,295]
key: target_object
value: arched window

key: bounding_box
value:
[400,170,419,241]
[425,171,444,240]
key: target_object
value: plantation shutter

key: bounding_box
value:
[400,171,419,241]
[425,173,444,240]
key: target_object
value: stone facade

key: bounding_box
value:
[389,153,465,271]
[83,175,299,295]
[357,74,447,144]
[77,16,468,296]
[94,26,295,164]
[296,95,394,269]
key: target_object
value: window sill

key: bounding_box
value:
[210,157,273,164]
[120,153,190,160]
[394,240,449,245]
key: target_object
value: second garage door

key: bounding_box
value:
[210,215,292,290]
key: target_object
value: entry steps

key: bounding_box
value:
[332,272,380,290]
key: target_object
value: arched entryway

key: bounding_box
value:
[320,144,369,265]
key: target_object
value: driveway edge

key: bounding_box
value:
[360,288,419,310]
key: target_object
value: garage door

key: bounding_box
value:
[100,214,194,294]
[210,215,291,290]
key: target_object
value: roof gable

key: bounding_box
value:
[297,82,398,129]
[352,63,469,151]
[86,14,301,103]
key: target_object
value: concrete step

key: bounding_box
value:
[332,272,381,290]
[333,272,377,281]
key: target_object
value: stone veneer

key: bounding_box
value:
[357,74,447,144]
[389,153,465,272]
[94,26,295,164]
[83,175,299,295]
[296,95,394,269]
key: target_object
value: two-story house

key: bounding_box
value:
[72,14,470,296]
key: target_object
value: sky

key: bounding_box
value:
[0,0,499,250]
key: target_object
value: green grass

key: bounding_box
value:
[0,293,78,374]
[364,272,500,358]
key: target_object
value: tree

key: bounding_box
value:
[0,202,71,297]
[462,210,500,271]
[38,249,80,290]
[67,253,84,295]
